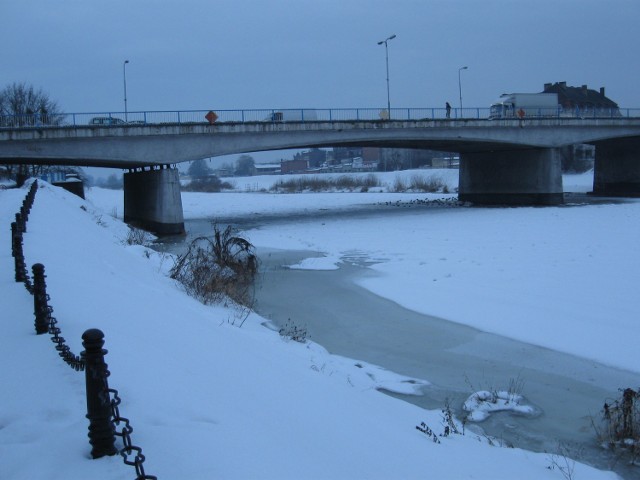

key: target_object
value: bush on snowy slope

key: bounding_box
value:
[170,224,258,311]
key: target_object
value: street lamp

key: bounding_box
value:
[123,60,130,121]
[458,66,468,116]
[377,34,396,119]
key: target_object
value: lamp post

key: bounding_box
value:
[377,34,396,119]
[458,66,468,117]
[123,60,129,122]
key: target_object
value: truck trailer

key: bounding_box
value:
[489,93,559,119]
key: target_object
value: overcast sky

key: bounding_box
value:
[2,0,639,167]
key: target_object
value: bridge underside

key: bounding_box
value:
[592,137,640,197]
[2,121,640,223]
[459,148,564,205]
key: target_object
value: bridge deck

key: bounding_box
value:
[1,118,640,168]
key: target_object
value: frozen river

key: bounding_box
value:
[253,248,637,476]
[155,206,638,479]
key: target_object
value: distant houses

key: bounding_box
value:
[254,163,280,175]
[539,81,618,172]
[542,81,619,114]
[276,147,458,175]
[217,84,611,177]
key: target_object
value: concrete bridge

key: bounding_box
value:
[2,111,640,234]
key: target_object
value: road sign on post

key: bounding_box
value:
[205,111,218,124]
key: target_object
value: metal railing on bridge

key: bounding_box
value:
[1,106,639,129]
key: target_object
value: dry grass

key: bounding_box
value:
[169,224,258,308]
[271,174,380,193]
[391,174,448,193]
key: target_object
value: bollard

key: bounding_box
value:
[10,222,18,258]
[32,264,49,334]
[82,329,117,459]
[15,212,25,233]
[20,204,29,223]
[13,229,26,283]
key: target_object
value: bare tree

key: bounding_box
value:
[0,82,65,182]
[0,82,62,127]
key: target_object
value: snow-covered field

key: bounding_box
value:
[1,170,632,479]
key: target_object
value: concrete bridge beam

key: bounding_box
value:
[123,167,184,235]
[459,148,563,205]
[593,138,640,197]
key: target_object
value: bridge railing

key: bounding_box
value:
[1,106,639,128]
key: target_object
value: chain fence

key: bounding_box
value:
[11,180,36,292]
[8,180,156,479]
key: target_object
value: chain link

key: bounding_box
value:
[11,180,37,293]
[46,305,85,371]
[109,389,157,479]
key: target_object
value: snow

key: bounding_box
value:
[288,255,341,271]
[463,391,538,423]
[171,170,639,374]
[0,171,628,479]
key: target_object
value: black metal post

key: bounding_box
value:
[12,223,26,283]
[82,329,117,459]
[15,212,25,233]
[11,221,18,258]
[20,204,29,222]
[32,264,49,334]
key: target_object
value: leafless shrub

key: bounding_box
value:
[442,398,464,436]
[546,443,579,480]
[409,174,447,192]
[278,318,308,343]
[390,174,449,193]
[124,226,153,246]
[182,176,234,192]
[392,176,407,192]
[271,174,380,193]
[595,387,640,464]
[170,224,258,308]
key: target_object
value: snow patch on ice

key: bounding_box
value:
[463,390,538,422]
[288,255,341,270]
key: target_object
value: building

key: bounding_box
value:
[542,82,619,114]
[254,163,280,175]
[541,82,608,172]
[280,159,308,174]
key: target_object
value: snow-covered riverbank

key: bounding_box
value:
[92,169,640,373]
[0,171,631,478]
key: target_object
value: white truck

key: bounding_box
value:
[489,93,559,119]
[265,109,318,122]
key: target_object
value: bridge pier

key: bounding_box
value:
[593,138,640,197]
[459,148,564,205]
[124,166,185,235]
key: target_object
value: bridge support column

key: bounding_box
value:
[124,167,184,235]
[593,138,640,197]
[459,148,563,205]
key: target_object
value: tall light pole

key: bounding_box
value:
[458,66,468,116]
[377,34,396,119]
[123,60,129,121]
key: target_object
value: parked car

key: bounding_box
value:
[89,116,126,125]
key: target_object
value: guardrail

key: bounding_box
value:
[1,106,639,128]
